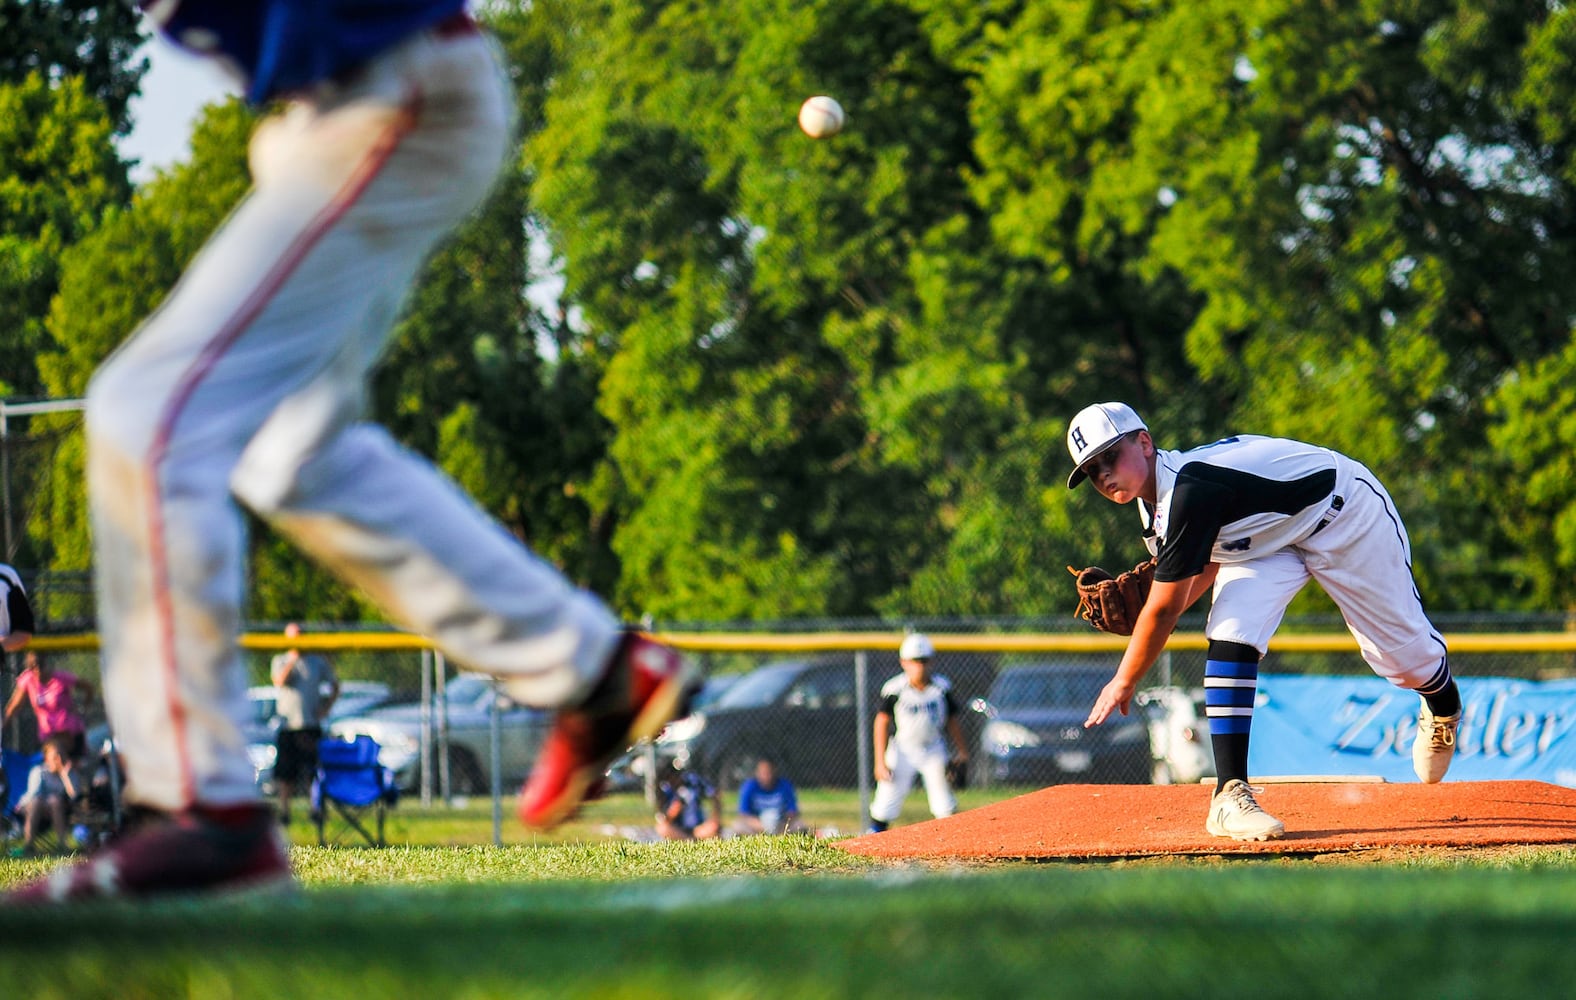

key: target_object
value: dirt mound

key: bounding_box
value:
[837,780,1576,859]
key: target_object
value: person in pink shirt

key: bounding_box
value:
[5,651,94,760]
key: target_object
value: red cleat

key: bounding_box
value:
[3,805,292,905]
[518,633,696,830]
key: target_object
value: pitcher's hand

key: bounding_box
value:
[1085,677,1135,728]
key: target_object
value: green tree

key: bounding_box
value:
[0,0,146,136]
[1486,341,1576,609]
[528,0,1037,620]
[33,101,253,575]
[954,0,1576,613]
[28,0,1576,625]
[0,73,130,398]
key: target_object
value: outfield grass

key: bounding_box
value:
[286,786,961,848]
[4,795,1576,998]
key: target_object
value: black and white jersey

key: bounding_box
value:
[1140,436,1345,582]
[879,674,959,753]
[0,563,33,638]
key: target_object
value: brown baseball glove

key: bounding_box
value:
[1067,557,1157,636]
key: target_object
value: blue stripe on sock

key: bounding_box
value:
[1205,659,1259,681]
[1209,716,1253,735]
[1205,659,1258,737]
[1205,686,1257,708]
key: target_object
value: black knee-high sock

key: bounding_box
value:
[1206,640,1262,793]
[1416,658,1460,717]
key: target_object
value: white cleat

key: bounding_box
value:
[1413,705,1461,784]
[1206,779,1286,842]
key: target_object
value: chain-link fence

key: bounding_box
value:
[10,614,1576,840]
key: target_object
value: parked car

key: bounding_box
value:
[1138,685,1216,785]
[974,660,1151,786]
[248,679,397,794]
[329,673,552,795]
[649,652,997,791]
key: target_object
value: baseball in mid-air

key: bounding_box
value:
[798,95,846,138]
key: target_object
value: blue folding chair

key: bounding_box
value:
[2,748,44,845]
[310,735,399,847]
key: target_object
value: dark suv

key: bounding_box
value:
[653,652,996,790]
[974,659,1151,786]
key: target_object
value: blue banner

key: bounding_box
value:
[1248,674,1576,786]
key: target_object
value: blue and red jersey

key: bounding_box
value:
[138,0,468,105]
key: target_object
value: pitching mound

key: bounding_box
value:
[837,780,1576,860]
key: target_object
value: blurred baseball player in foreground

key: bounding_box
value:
[1069,402,1461,841]
[7,0,693,904]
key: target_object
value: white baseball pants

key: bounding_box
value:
[1205,456,1447,689]
[870,742,956,823]
[86,27,619,811]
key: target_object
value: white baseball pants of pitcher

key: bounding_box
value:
[86,27,619,812]
[1206,456,1447,688]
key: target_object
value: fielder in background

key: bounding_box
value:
[5,0,693,905]
[1069,402,1461,842]
[867,633,971,833]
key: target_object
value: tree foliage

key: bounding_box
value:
[0,72,130,397]
[32,101,253,574]
[0,0,147,136]
[12,0,1576,623]
[521,0,1576,618]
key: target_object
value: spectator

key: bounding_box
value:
[734,757,807,836]
[0,562,33,652]
[655,765,721,841]
[4,651,93,760]
[867,633,971,833]
[13,735,85,856]
[270,623,340,825]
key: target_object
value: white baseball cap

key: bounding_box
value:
[899,633,935,661]
[1066,401,1146,488]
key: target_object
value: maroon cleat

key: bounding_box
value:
[3,804,293,905]
[518,633,697,830]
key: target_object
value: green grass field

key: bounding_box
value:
[4,791,1576,998]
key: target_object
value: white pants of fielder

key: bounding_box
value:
[1206,455,1447,689]
[87,28,619,812]
[870,742,955,823]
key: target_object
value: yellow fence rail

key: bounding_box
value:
[24,630,1576,655]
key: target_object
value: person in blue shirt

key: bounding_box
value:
[733,757,807,836]
[654,765,721,841]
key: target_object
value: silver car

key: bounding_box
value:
[329,674,552,795]
[247,680,396,794]
[1138,686,1217,785]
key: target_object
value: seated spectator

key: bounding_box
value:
[13,736,85,856]
[654,764,721,841]
[734,756,808,836]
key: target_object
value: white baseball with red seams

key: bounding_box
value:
[86,24,621,812]
[798,95,845,138]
